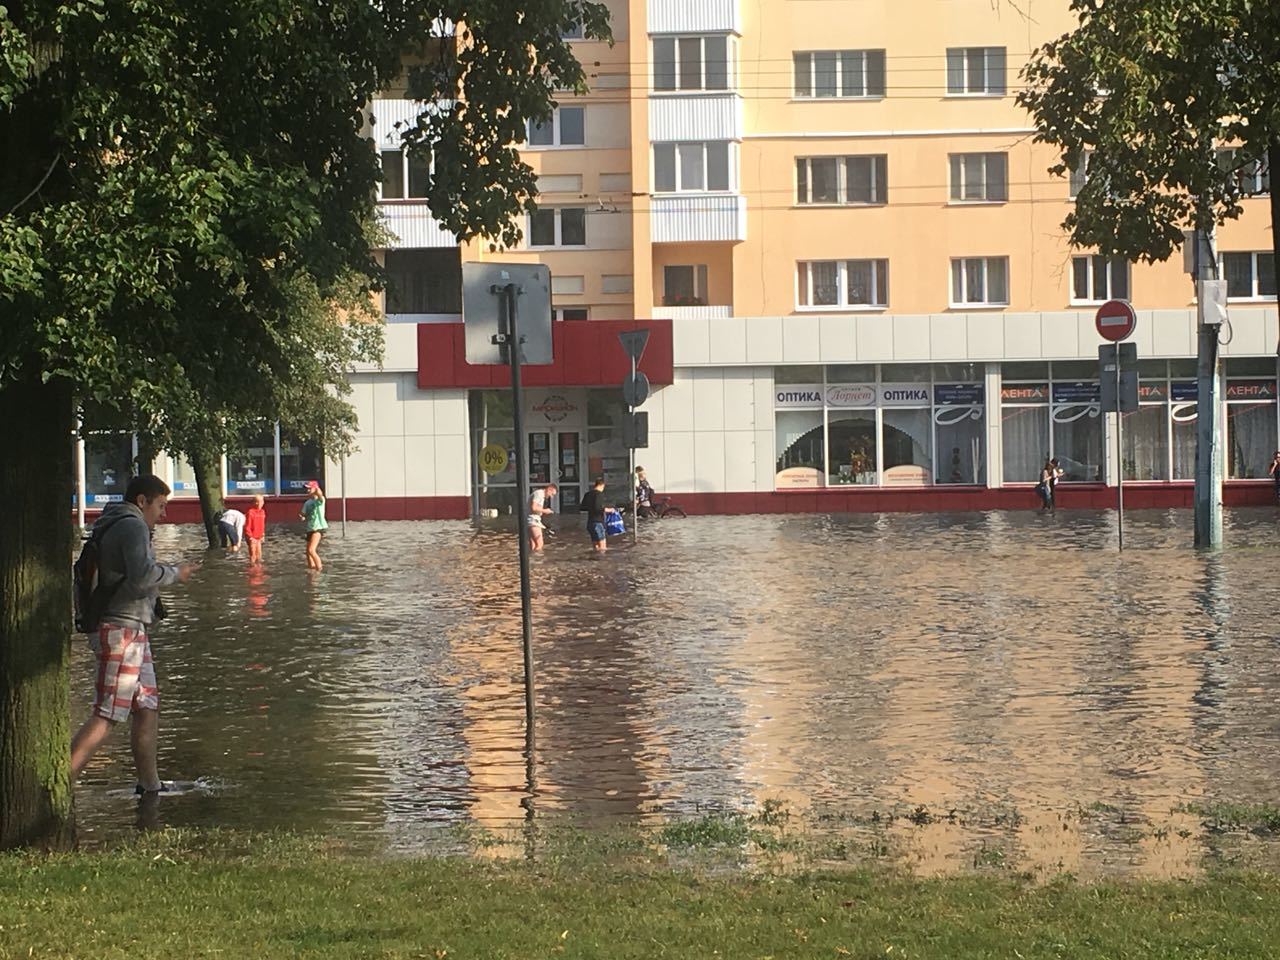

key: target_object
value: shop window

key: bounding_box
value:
[1228,402,1278,478]
[1121,406,1169,480]
[384,248,463,316]
[775,411,824,487]
[84,432,134,504]
[1000,390,1049,484]
[934,385,985,484]
[827,411,877,484]
[170,456,200,496]
[1171,404,1198,480]
[881,408,933,484]
[280,437,324,494]
[1051,407,1103,482]
[229,429,277,494]
[587,428,629,492]
[946,47,1006,96]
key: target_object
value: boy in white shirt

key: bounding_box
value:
[527,483,558,552]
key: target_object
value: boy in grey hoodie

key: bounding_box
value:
[70,475,198,794]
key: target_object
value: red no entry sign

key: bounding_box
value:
[1095,299,1137,342]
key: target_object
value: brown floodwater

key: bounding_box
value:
[69,508,1280,876]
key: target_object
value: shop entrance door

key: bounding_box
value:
[527,430,584,513]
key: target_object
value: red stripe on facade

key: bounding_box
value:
[416,320,675,390]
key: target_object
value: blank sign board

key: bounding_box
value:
[462,262,553,365]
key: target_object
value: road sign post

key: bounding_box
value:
[1096,300,1136,550]
[462,263,553,795]
[618,329,650,544]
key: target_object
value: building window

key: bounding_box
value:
[797,260,889,309]
[527,106,585,147]
[653,35,731,92]
[1216,148,1270,196]
[663,264,708,306]
[561,19,584,39]
[948,153,1007,202]
[654,142,733,192]
[229,426,277,495]
[384,248,463,316]
[528,207,587,247]
[796,155,888,205]
[950,257,1008,306]
[379,149,430,200]
[552,307,589,321]
[1071,255,1130,303]
[946,47,1007,95]
[280,436,324,494]
[793,50,886,98]
[1222,252,1276,300]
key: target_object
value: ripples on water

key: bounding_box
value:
[69,508,1280,875]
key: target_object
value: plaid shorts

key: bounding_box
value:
[90,623,158,721]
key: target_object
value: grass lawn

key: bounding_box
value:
[2,831,1280,959]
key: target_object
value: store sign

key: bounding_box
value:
[1051,381,1100,403]
[532,394,578,422]
[1171,381,1197,402]
[825,384,876,408]
[879,383,932,406]
[934,383,984,405]
[1138,382,1167,401]
[1226,379,1278,400]
[1001,383,1049,403]
[774,385,825,408]
[774,466,822,488]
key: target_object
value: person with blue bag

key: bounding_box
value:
[579,476,620,553]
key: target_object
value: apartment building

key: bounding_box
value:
[77,0,1278,518]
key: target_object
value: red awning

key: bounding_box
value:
[417,319,674,389]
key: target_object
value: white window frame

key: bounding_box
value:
[653,142,736,193]
[1220,251,1277,301]
[663,264,709,305]
[796,259,890,311]
[527,207,588,248]
[1068,150,1092,199]
[945,47,1007,97]
[652,35,734,93]
[377,148,431,201]
[1070,255,1131,305]
[552,307,589,321]
[1216,147,1271,196]
[950,257,1009,307]
[526,106,585,149]
[792,50,886,99]
[948,152,1008,203]
[795,155,887,205]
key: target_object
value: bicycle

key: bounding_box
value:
[636,495,686,519]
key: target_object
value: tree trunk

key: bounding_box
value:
[0,374,76,850]
[191,448,223,548]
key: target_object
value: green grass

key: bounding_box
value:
[3,831,1280,958]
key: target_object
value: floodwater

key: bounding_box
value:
[70,507,1280,876]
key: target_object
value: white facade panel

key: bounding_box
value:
[967,313,1005,357]
[708,315,747,363]
[662,370,697,431]
[723,431,756,491]
[891,315,931,360]
[855,314,895,362]
[433,433,470,496]
[819,316,857,360]
[693,431,727,491]
[379,204,456,249]
[374,436,407,498]
[353,323,419,374]
[753,429,776,490]
[648,0,740,34]
[403,436,437,496]
[1003,313,1043,358]
[781,315,821,362]
[661,431,698,492]
[650,194,747,243]
[1150,310,1194,357]
[371,377,405,438]
[653,305,733,320]
[649,94,743,142]
[370,99,425,147]
[1041,310,1081,358]
[929,315,968,360]
[433,392,469,437]
[692,368,726,431]
[722,372,756,431]
[744,316,783,363]
[402,379,435,436]
[1222,307,1272,355]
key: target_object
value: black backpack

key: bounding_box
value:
[72,522,125,634]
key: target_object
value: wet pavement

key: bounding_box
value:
[70,507,1280,875]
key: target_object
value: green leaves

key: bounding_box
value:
[1019,0,1279,262]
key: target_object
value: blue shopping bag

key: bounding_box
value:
[605,512,626,536]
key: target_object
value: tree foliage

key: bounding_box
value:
[0,0,610,848]
[1018,0,1280,263]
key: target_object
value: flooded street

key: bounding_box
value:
[70,509,1280,876]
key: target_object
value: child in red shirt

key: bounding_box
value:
[245,494,267,563]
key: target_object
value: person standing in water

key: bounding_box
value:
[299,480,328,571]
[244,494,267,563]
[578,476,618,553]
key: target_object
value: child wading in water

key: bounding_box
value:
[299,481,328,571]
[245,494,267,563]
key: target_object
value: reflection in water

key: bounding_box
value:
[68,510,1280,875]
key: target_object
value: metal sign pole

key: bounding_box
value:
[630,353,638,545]
[1115,347,1124,551]
[497,282,538,785]
[340,451,348,538]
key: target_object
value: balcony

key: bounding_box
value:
[652,304,733,320]
[378,204,456,249]
[649,92,742,142]
[648,0,740,34]
[650,194,747,243]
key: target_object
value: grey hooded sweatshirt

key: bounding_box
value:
[92,503,180,628]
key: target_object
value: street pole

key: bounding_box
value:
[497,282,538,786]
[630,353,638,545]
[75,416,86,531]
[1115,349,1124,551]
[340,451,348,538]
[1193,225,1224,549]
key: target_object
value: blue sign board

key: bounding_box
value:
[1052,381,1101,403]
[934,383,984,405]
